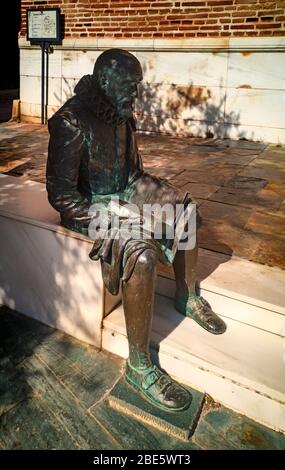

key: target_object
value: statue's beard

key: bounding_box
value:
[113,97,134,121]
[95,96,133,126]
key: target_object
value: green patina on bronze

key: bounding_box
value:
[46,49,226,414]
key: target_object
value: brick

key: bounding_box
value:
[178,25,199,29]
[182,8,210,13]
[235,0,258,3]
[138,26,157,31]
[258,9,284,16]
[207,0,234,5]
[107,3,131,8]
[150,2,173,7]
[230,24,255,29]
[232,11,257,17]
[256,22,282,28]
[182,1,206,5]
[129,1,152,5]
[187,12,209,17]
[200,25,221,30]
[209,13,231,18]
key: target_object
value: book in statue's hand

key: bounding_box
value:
[89,196,195,263]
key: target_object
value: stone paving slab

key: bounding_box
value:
[193,406,285,450]
[209,186,284,210]
[0,122,284,269]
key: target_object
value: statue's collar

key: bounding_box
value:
[74,74,127,126]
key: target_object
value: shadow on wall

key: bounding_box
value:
[53,77,76,107]
[135,59,249,140]
[136,79,246,140]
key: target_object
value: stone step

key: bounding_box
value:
[157,249,285,337]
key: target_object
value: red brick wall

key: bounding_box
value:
[21,0,285,39]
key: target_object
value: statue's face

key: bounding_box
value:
[100,66,142,120]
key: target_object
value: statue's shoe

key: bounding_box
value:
[125,360,192,412]
[175,295,226,335]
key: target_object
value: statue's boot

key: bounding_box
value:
[175,294,226,335]
[173,247,226,335]
[125,360,192,412]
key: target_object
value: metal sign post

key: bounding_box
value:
[26,8,61,125]
[40,41,52,124]
[41,41,45,125]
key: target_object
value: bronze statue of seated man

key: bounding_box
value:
[46,49,226,412]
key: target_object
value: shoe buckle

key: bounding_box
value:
[142,370,159,390]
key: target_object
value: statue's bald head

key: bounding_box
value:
[93,49,143,121]
[93,49,142,81]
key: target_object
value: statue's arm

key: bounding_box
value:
[46,115,90,221]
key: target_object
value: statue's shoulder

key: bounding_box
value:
[48,97,83,130]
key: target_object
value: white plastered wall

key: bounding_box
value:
[19,36,285,143]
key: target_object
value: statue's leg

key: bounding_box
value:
[173,243,226,335]
[122,248,191,411]
[122,249,156,369]
[173,241,198,300]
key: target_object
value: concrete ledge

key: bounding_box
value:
[19,36,285,52]
[0,174,104,347]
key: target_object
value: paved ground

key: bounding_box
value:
[1,122,284,269]
[1,306,284,450]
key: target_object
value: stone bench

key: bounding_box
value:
[0,173,121,348]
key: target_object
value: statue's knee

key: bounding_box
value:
[137,249,157,271]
